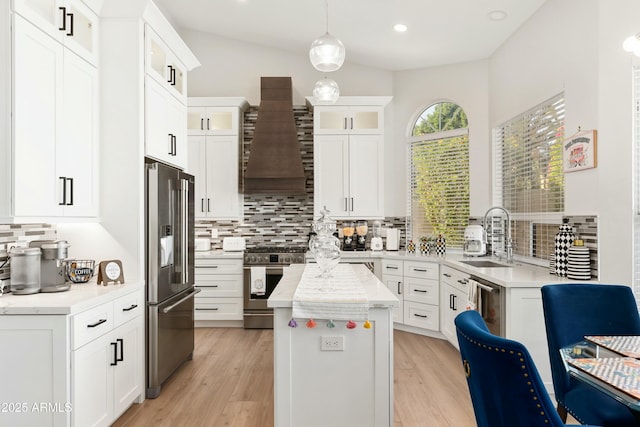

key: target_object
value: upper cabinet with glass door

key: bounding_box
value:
[187,107,240,136]
[13,0,99,65]
[145,25,187,104]
[307,97,392,135]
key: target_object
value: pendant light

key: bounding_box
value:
[309,0,345,72]
[623,33,640,57]
[313,77,340,104]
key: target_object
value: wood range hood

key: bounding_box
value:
[244,77,306,195]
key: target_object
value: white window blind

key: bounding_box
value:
[493,93,565,262]
[407,129,469,248]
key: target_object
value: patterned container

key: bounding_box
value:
[435,235,446,257]
[554,221,575,277]
[567,240,591,280]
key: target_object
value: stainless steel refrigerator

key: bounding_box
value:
[145,160,198,399]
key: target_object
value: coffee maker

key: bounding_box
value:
[29,240,71,292]
[342,222,356,251]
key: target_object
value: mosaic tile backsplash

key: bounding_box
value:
[0,224,58,279]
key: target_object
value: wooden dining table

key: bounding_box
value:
[561,336,640,419]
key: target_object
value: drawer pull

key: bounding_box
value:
[87,318,107,328]
[195,307,219,311]
[443,273,452,278]
[413,268,427,272]
[386,266,398,270]
[413,313,428,318]
[414,289,427,293]
[122,304,138,312]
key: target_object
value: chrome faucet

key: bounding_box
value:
[483,206,513,263]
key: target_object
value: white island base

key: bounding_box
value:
[268,264,398,427]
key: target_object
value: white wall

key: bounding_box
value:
[489,0,640,284]
[391,61,490,218]
[180,30,394,105]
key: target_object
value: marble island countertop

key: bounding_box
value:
[0,278,143,315]
[268,264,398,309]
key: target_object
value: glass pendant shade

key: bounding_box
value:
[313,77,340,104]
[309,32,345,72]
[623,34,640,57]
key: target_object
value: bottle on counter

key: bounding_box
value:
[554,219,575,277]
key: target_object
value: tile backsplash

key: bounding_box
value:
[0,223,58,279]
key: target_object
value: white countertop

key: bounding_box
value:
[268,264,398,309]
[0,278,143,315]
[195,250,244,259]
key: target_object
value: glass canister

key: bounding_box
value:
[309,208,341,278]
[9,247,41,295]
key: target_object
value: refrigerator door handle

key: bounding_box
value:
[162,288,201,314]
[181,178,190,285]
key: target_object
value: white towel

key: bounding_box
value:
[250,266,266,296]
[466,279,482,312]
[292,264,369,321]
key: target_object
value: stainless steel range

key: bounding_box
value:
[243,247,306,329]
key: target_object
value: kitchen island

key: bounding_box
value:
[268,263,398,427]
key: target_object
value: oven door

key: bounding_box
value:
[243,266,283,310]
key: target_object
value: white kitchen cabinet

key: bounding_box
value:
[13,0,99,65]
[310,96,390,220]
[188,135,241,219]
[72,292,143,427]
[0,287,144,427]
[381,259,403,323]
[314,134,383,219]
[145,76,187,170]
[194,258,244,326]
[402,260,439,331]
[145,25,187,104]
[439,265,469,349]
[187,106,240,136]
[313,106,384,135]
[10,13,97,219]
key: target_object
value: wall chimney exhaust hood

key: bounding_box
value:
[244,77,306,195]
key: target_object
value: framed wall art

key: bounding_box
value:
[563,129,597,172]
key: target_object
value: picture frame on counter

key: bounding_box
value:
[97,260,125,285]
[563,129,597,173]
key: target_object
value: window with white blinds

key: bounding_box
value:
[633,66,640,299]
[493,93,565,262]
[407,128,469,248]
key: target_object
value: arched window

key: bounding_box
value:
[407,102,469,248]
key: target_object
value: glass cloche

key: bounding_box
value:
[309,207,341,278]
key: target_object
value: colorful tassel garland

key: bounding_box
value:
[363,320,372,329]
[346,320,357,329]
[288,318,298,328]
[326,319,335,328]
[306,318,317,328]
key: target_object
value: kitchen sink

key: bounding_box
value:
[459,260,511,268]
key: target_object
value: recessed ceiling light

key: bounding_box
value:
[393,23,408,33]
[488,10,507,21]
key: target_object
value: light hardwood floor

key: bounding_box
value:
[113,328,478,427]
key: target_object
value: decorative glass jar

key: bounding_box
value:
[309,208,341,278]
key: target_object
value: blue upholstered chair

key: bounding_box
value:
[455,310,601,427]
[541,283,640,427]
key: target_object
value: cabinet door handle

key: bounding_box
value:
[344,117,347,130]
[58,7,67,31]
[452,294,458,311]
[414,313,428,318]
[174,135,178,155]
[116,338,124,362]
[350,197,354,212]
[170,67,176,86]
[350,117,354,129]
[344,197,348,212]
[66,12,74,36]
[110,341,118,366]
[59,176,67,205]
[200,118,204,130]
[168,134,174,155]
[66,177,73,206]
[87,318,107,328]
[201,198,205,213]
[167,65,173,83]
[449,294,454,310]
[207,118,210,130]
[195,307,219,311]
[122,304,138,312]
[207,198,211,212]
[397,281,402,295]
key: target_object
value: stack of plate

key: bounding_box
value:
[549,253,555,275]
[567,241,591,280]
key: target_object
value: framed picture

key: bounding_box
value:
[563,129,597,172]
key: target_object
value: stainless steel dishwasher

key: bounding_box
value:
[470,275,505,337]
